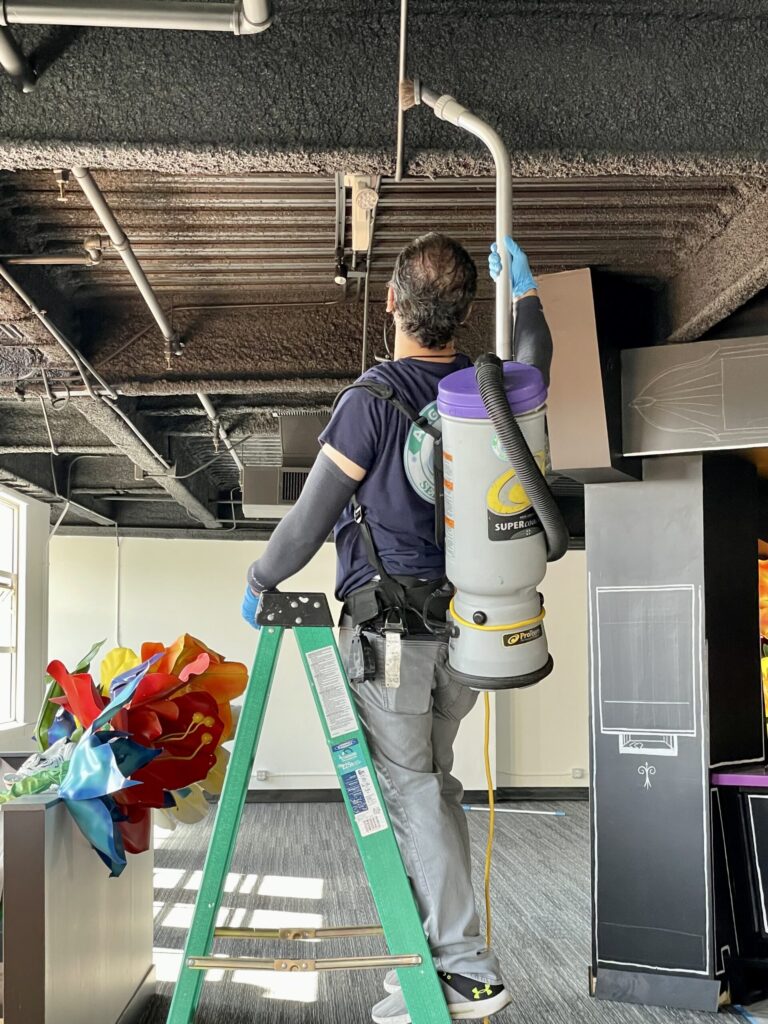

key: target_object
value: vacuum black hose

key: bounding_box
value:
[475,353,569,562]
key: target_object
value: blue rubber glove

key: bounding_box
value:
[241,586,262,630]
[488,235,537,298]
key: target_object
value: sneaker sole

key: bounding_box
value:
[372,989,512,1023]
[447,989,513,1019]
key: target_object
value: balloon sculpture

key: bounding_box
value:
[0,635,247,876]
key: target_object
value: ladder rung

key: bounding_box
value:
[214,924,384,941]
[187,954,422,973]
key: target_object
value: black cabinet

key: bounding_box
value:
[586,454,763,1011]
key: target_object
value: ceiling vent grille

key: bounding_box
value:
[240,412,329,519]
[281,469,309,502]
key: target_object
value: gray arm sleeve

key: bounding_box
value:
[247,450,359,592]
[514,293,553,386]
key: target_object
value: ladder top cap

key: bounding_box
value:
[258,591,333,628]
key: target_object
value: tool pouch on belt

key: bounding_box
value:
[346,627,377,685]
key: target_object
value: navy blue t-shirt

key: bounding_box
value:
[319,354,472,599]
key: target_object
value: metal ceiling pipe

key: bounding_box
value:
[2,237,102,265]
[0,261,117,399]
[71,167,182,359]
[416,84,513,360]
[3,253,99,265]
[2,0,272,34]
[197,391,245,478]
[0,25,35,91]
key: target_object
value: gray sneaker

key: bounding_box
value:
[372,972,511,1022]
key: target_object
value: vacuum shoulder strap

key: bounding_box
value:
[333,379,445,551]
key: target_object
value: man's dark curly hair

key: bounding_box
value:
[390,232,477,350]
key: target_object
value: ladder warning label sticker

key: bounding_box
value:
[332,741,389,836]
[353,768,389,837]
[306,646,357,738]
[332,738,366,774]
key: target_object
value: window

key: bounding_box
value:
[0,496,19,726]
[0,487,48,751]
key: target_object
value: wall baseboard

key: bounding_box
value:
[496,786,589,801]
[243,786,589,804]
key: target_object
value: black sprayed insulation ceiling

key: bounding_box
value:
[2,170,762,300]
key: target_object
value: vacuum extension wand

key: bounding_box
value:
[400,79,513,360]
[401,79,568,563]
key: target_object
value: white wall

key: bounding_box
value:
[48,536,492,789]
[496,551,589,788]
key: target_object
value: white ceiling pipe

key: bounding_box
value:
[197,391,245,478]
[2,0,272,34]
[72,166,182,358]
[0,25,35,91]
[240,0,271,33]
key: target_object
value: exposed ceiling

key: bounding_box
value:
[1,0,768,539]
[4,171,760,295]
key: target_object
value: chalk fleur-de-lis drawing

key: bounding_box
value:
[638,762,656,791]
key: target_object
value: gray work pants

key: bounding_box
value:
[339,625,503,982]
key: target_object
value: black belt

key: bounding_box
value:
[342,576,452,635]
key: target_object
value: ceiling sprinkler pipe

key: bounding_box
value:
[2,0,272,33]
[417,87,513,361]
[197,391,245,478]
[4,254,97,265]
[3,237,103,265]
[72,166,182,357]
[238,0,272,34]
[83,234,103,264]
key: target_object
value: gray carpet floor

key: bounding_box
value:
[144,801,732,1024]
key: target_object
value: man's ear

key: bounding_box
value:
[460,301,474,325]
[386,284,396,315]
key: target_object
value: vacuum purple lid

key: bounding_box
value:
[437,361,547,420]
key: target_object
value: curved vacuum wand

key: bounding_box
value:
[400,79,513,360]
[400,79,567,559]
[475,354,569,562]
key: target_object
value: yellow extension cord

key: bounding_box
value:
[482,692,495,1024]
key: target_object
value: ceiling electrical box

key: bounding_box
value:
[241,413,329,519]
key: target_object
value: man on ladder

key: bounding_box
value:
[242,231,553,1023]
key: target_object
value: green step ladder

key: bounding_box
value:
[166,591,452,1024]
